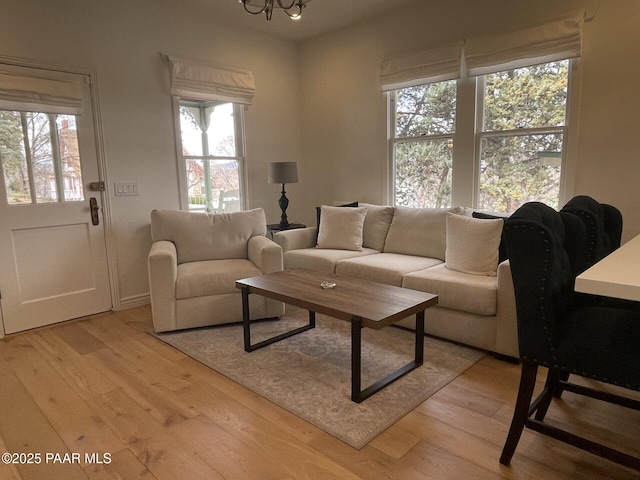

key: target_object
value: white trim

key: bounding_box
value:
[172,97,190,210]
[118,293,150,310]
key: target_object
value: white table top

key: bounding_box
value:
[575,234,640,302]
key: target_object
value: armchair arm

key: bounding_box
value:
[148,240,178,332]
[248,235,283,274]
[272,226,317,253]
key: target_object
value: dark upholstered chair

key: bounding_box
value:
[500,201,640,471]
[561,195,636,315]
[561,195,623,270]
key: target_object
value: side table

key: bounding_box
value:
[267,222,306,239]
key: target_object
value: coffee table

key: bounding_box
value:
[235,268,438,403]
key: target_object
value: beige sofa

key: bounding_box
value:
[273,204,518,358]
[148,208,284,332]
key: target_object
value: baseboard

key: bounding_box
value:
[118,293,151,310]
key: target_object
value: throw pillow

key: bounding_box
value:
[316,205,367,251]
[445,212,503,276]
[315,202,358,244]
[472,211,509,263]
[359,203,395,252]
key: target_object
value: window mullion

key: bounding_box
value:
[451,75,478,208]
[49,114,65,202]
[19,113,37,205]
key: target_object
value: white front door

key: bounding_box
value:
[0,64,112,334]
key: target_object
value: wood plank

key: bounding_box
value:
[87,388,220,480]
[80,314,192,392]
[103,448,158,480]
[28,328,119,400]
[84,348,196,428]
[0,335,123,456]
[0,344,88,480]
[0,306,639,480]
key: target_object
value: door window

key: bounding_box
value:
[1,110,84,204]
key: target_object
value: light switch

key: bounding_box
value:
[114,181,140,196]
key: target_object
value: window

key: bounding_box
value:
[478,61,568,212]
[393,81,456,208]
[383,14,583,213]
[1,110,84,204]
[391,59,571,213]
[177,100,245,213]
[166,56,254,213]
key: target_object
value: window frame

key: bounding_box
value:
[172,97,248,213]
[388,58,581,211]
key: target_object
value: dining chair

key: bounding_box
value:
[500,201,640,471]
[561,195,623,268]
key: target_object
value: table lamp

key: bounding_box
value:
[268,161,298,227]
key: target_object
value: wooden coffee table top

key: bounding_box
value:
[236,268,438,329]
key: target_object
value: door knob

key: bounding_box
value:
[90,197,100,225]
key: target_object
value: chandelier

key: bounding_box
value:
[239,0,311,22]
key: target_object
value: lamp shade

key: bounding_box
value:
[268,162,298,184]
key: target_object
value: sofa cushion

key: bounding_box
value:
[446,212,503,276]
[317,205,367,251]
[383,206,463,260]
[176,259,262,299]
[360,203,395,252]
[336,253,443,287]
[151,208,267,264]
[284,248,379,274]
[403,264,498,316]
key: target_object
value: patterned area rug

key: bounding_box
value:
[152,306,485,449]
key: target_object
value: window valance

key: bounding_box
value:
[167,55,255,105]
[378,12,584,91]
[377,42,463,92]
[465,13,584,77]
[0,71,83,115]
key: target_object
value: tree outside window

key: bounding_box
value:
[1,110,84,204]
[391,60,569,213]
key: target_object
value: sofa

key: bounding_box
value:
[148,208,285,332]
[273,203,518,358]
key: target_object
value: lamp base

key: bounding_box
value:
[278,184,290,226]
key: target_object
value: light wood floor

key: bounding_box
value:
[0,306,639,480]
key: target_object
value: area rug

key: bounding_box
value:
[152,306,485,449]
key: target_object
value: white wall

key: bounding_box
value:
[299,0,640,241]
[1,0,302,306]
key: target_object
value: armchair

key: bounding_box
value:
[500,202,640,471]
[148,208,284,332]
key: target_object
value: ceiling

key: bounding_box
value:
[151,0,419,42]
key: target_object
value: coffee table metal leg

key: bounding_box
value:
[351,316,363,403]
[242,287,317,352]
[351,310,427,403]
[242,285,252,351]
[415,310,425,365]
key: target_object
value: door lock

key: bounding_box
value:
[89,181,105,192]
